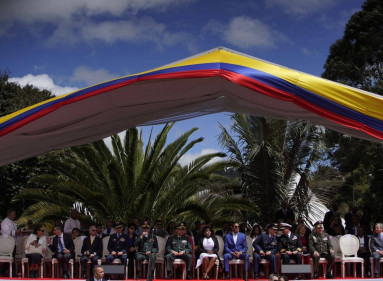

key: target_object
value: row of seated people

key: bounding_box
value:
[17,219,383,280]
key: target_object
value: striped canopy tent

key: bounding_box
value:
[1,47,383,166]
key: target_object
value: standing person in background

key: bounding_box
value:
[1,208,21,238]
[25,224,47,278]
[153,220,169,238]
[344,206,358,230]
[215,222,230,238]
[64,209,81,235]
[275,200,295,223]
[103,219,115,237]
[323,204,339,232]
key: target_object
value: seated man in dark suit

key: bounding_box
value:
[81,226,103,278]
[370,223,383,277]
[48,226,75,279]
[253,223,278,279]
[106,221,129,265]
[135,221,158,279]
[223,222,249,280]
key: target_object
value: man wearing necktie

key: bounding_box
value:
[253,223,278,279]
[106,221,129,265]
[370,223,383,277]
[81,226,103,278]
[48,226,75,279]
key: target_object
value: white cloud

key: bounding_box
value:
[9,74,78,96]
[70,66,118,86]
[205,16,288,49]
[0,0,195,49]
[178,148,224,167]
[0,0,195,23]
[45,17,189,48]
[265,0,335,17]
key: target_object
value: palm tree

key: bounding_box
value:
[219,114,334,225]
[13,123,233,226]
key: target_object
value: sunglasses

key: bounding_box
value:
[177,227,186,230]
[233,226,239,228]
[142,226,150,229]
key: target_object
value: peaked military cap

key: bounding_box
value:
[176,222,186,229]
[314,221,324,228]
[279,222,292,229]
[266,223,278,230]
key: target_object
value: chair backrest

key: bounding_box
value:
[16,236,28,258]
[0,236,15,256]
[246,235,253,255]
[216,235,224,259]
[339,234,359,257]
[330,236,341,258]
[156,236,166,258]
[74,236,84,258]
[102,236,110,258]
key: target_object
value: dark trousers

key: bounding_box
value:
[166,253,192,272]
[253,253,277,274]
[80,255,99,274]
[312,253,335,274]
[106,254,128,265]
[281,253,302,265]
[27,253,43,266]
[55,252,72,274]
[373,252,383,273]
[136,253,156,274]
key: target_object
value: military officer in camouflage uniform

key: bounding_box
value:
[309,221,335,279]
[165,222,192,280]
[278,223,303,265]
[253,223,279,279]
[134,221,158,279]
[106,221,129,265]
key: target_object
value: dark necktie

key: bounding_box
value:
[58,237,64,252]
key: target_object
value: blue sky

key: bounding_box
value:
[0,0,365,165]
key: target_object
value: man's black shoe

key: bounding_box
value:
[82,273,88,279]
[254,273,258,279]
[136,274,141,279]
[312,273,319,279]
[375,273,380,278]
[186,273,192,280]
[325,273,335,279]
[166,271,173,280]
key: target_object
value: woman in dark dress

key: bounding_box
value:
[196,226,219,279]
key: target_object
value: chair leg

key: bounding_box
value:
[9,262,12,278]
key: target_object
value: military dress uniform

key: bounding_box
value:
[253,224,278,278]
[308,221,335,279]
[278,223,303,265]
[134,232,158,278]
[106,224,129,265]
[165,223,192,279]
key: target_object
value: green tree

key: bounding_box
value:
[0,72,54,218]
[13,124,245,226]
[322,0,383,221]
[219,114,333,226]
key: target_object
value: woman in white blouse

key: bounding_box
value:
[196,226,219,279]
[25,224,47,278]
